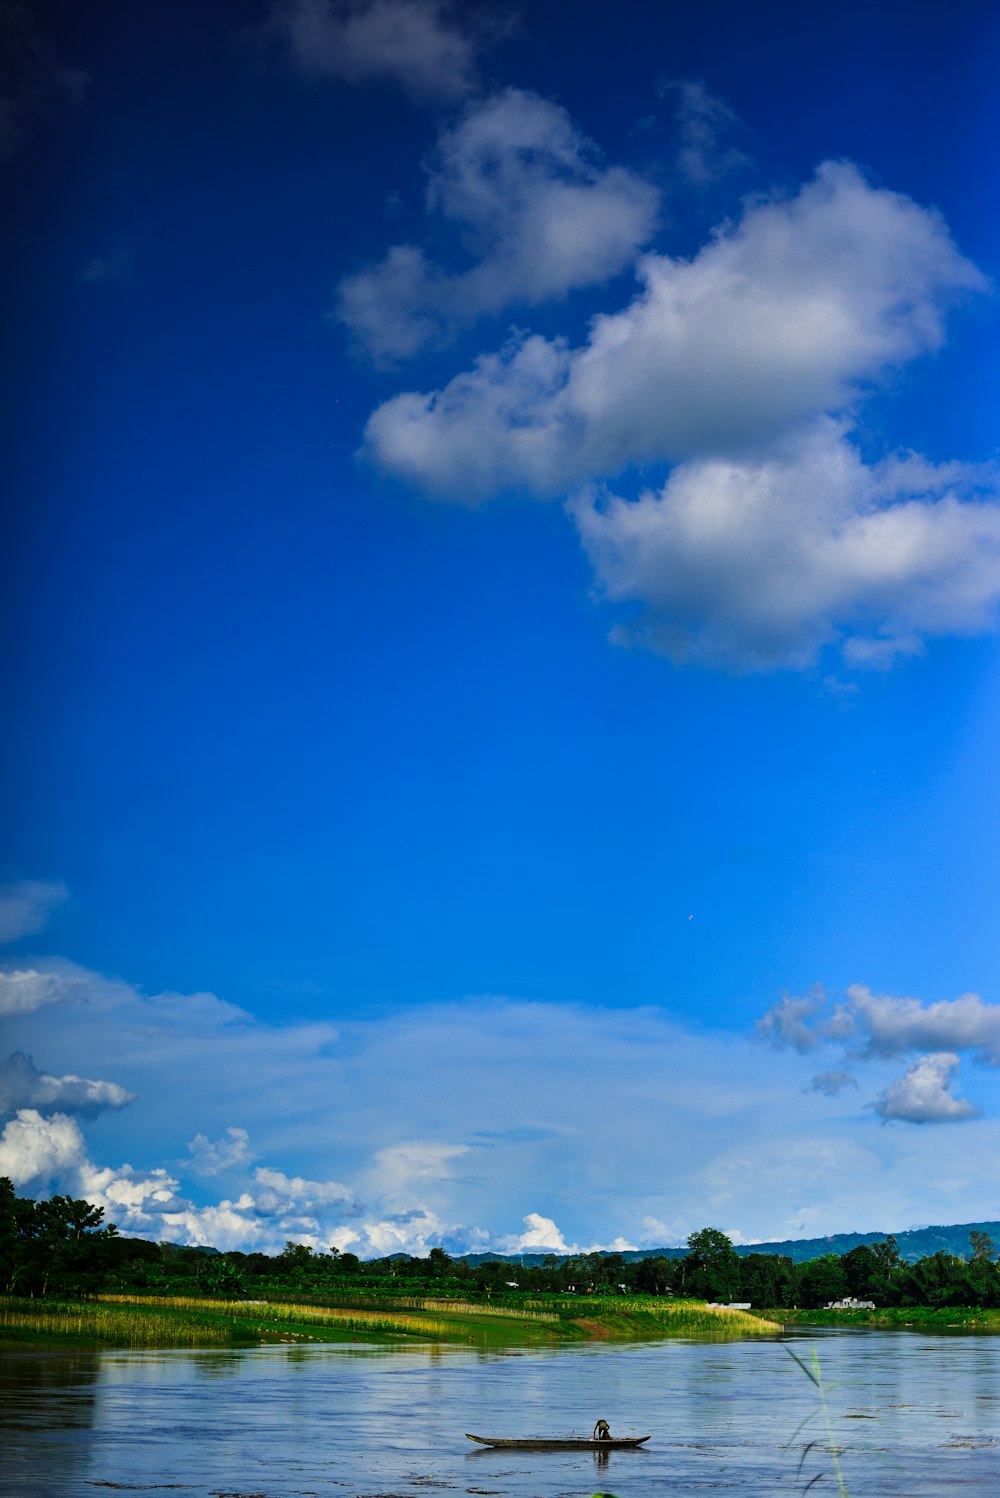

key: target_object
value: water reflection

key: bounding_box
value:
[0,1350,101,1496]
[0,1331,999,1497]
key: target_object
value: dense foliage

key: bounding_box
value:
[3,1178,1000,1310]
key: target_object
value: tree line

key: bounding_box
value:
[3,1179,999,1309]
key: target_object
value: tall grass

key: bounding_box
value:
[521,1294,780,1335]
[96,1294,452,1338]
[2,1291,779,1350]
[395,1298,559,1322]
[0,1298,232,1347]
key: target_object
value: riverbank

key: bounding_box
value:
[0,1291,779,1349]
[772,1304,1000,1330]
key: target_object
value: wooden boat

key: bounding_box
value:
[465,1433,650,1450]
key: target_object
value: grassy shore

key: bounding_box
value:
[772,1305,1000,1330]
[0,1292,779,1350]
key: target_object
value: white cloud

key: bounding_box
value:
[363,161,983,500]
[504,1211,571,1252]
[187,1126,256,1176]
[760,982,1000,1063]
[873,1052,980,1124]
[0,880,68,943]
[361,159,997,672]
[0,1108,183,1229]
[78,1159,183,1229]
[844,984,1000,1063]
[158,1199,268,1253]
[760,983,1000,1128]
[327,1205,491,1257]
[337,89,659,363]
[0,1051,134,1119]
[0,967,79,1015]
[272,0,482,102]
[10,954,1000,1248]
[368,1140,470,1199]
[0,1108,86,1185]
[573,423,1000,670]
[251,1165,355,1215]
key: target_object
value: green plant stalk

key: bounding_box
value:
[785,1344,849,1498]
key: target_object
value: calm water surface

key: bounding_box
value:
[2,1329,998,1497]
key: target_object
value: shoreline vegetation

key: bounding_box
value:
[7,1180,1000,1350]
[775,1304,1000,1330]
[0,1292,780,1350]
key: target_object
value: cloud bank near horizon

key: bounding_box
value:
[4,954,1000,1254]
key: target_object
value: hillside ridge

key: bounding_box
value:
[461,1220,1000,1267]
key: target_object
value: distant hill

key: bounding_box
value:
[731,1221,1000,1265]
[462,1221,1000,1268]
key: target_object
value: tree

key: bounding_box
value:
[841,1245,879,1299]
[869,1236,903,1301]
[970,1229,996,1263]
[428,1246,452,1276]
[0,1177,118,1294]
[633,1256,675,1296]
[682,1229,741,1302]
[739,1254,794,1308]
[797,1255,847,1308]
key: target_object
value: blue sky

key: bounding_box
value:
[2,0,1000,1255]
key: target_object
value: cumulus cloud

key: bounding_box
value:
[361,159,998,671]
[337,89,659,363]
[155,1164,361,1252]
[0,1108,183,1228]
[0,1051,134,1119]
[0,967,78,1015]
[0,879,68,943]
[573,424,1000,670]
[760,983,1000,1126]
[78,1158,183,1229]
[363,161,983,499]
[328,1205,491,1258]
[272,0,483,102]
[504,1211,571,1252]
[760,982,1000,1064]
[0,1108,87,1185]
[187,1126,256,1176]
[251,1165,355,1215]
[844,984,1000,1063]
[0,1107,360,1250]
[873,1052,980,1124]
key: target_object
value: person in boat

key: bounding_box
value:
[592,1420,612,1441]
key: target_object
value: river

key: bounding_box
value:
[2,1328,998,1497]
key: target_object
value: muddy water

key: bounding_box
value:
[2,1329,999,1497]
